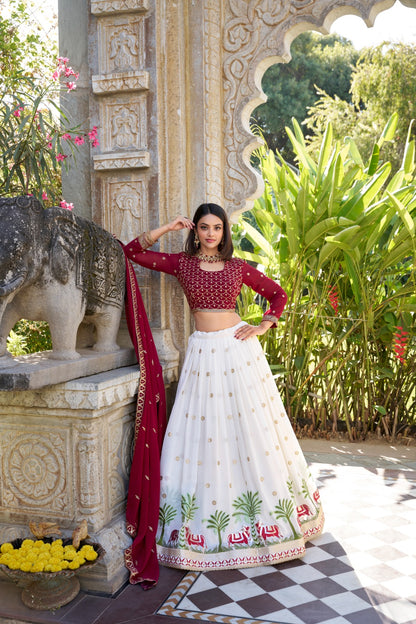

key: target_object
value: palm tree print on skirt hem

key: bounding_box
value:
[156,487,324,570]
[157,506,324,571]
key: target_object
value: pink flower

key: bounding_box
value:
[61,133,72,141]
[47,142,53,149]
[91,138,99,148]
[13,106,24,118]
[74,136,84,145]
[42,192,48,200]
[59,200,74,210]
[57,56,69,64]
[88,126,98,141]
[66,81,77,91]
[56,153,67,162]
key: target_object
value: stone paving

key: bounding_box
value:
[0,439,415,624]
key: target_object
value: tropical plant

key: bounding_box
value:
[233,115,416,440]
[178,493,198,548]
[158,503,177,545]
[232,491,263,547]
[204,510,230,552]
[273,499,300,539]
[6,329,28,356]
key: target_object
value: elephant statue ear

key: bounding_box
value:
[46,209,83,284]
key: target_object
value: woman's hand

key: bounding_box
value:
[168,216,194,232]
[234,321,272,340]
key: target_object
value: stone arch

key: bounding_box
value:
[224,0,416,219]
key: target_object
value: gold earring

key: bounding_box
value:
[194,233,200,247]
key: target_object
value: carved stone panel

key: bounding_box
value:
[102,177,147,242]
[97,14,145,74]
[99,95,148,153]
[1,428,70,516]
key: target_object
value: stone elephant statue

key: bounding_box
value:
[0,196,126,360]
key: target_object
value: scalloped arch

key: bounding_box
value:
[224,0,416,220]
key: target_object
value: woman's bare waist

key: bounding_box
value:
[192,310,241,332]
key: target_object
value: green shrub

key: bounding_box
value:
[233,115,416,440]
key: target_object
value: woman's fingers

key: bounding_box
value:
[234,324,260,340]
[172,216,194,230]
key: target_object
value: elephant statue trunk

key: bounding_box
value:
[0,196,126,360]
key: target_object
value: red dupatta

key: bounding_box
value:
[121,248,166,589]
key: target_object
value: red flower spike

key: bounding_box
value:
[393,325,408,364]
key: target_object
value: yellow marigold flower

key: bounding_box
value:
[63,550,76,560]
[52,539,63,546]
[68,560,80,570]
[21,539,34,547]
[25,551,38,562]
[50,564,62,572]
[49,556,63,566]
[0,543,14,554]
[7,560,20,570]
[32,563,45,572]
[20,562,33,572]
[74,556,86,565]
[40,543,51,551]
[44,564,54,572]
[60,560,69,569]
[34,540,44,547]
[84,550,98,561]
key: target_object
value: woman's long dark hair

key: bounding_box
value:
[184,203,234,260]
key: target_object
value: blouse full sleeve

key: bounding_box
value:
[242,263,287,325]
[123,233,180,277]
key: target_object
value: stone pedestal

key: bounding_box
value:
[0,361,177,594]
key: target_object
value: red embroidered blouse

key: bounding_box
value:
[124,235,287,324]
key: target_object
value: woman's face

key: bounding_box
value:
[196,213,224,254]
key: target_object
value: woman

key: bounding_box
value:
[124,203,324,573]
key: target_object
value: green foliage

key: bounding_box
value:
[0,0,57,88]
[8,320,52,355]
[0,1,98,205]
[305,43,416,172]
[253,32,359,161]
[6,329,28,356]
[233,117,416,440]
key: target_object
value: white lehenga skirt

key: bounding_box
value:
[156,322,324,571]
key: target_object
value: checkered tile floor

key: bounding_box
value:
[158,462,416,624]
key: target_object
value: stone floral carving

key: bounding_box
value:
[2,431,67,511]
[103,179,147,243]
[109,26,139,71]
[111,105,139,149]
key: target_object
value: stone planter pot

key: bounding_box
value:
[0,538,105,610]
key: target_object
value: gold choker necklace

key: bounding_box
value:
[197,253,223,263]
